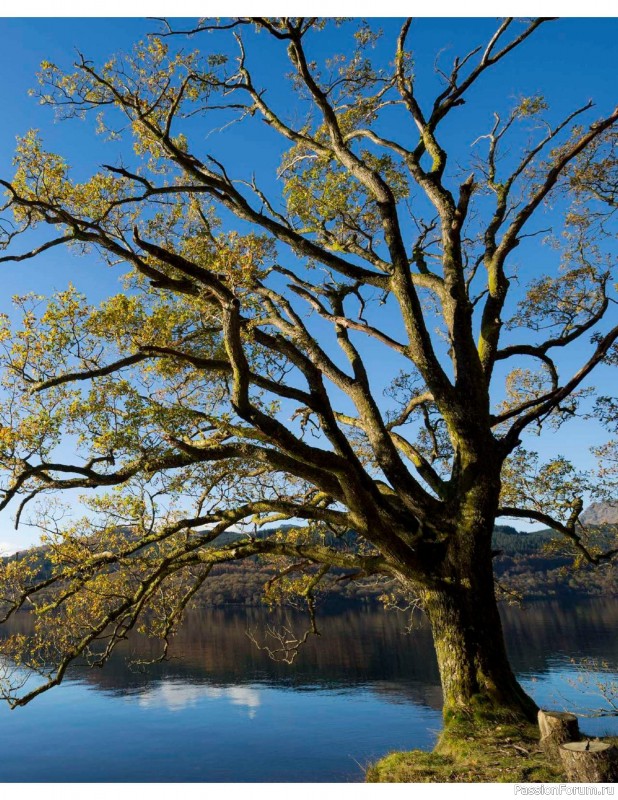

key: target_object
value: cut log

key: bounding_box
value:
[538,710,580,757]
[559,741,618,783]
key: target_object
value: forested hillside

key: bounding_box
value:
[5,521,616,607]
[492,525,618,600]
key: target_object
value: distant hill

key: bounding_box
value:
[491,513,618,600]
[581,501,618,526]
[3,516,617,606]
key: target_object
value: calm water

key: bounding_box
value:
[0,599,617,782]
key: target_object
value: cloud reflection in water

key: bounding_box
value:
[136,680,261,717]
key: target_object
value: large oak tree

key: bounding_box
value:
[0,18,616,722]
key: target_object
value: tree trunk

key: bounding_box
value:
[419,535,538,723]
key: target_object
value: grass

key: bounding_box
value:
[367,711,567,783]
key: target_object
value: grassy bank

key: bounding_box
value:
[367,714,566,783]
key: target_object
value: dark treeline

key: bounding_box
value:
[492,525,618,601]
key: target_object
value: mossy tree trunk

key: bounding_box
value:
[421,570,537,722]
[414,466,538,724]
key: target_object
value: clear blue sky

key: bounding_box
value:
[0,17,616,550]
[1,17,615,305]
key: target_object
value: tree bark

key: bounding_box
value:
[560,741,618,783]
[422,578,537,721]
[538,710,580,758]
[418,507,538,722]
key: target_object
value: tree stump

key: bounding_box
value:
[559,741,618,783]
[538,710,580,758]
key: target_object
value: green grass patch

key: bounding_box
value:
[367,715,566,783]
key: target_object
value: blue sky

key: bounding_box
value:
[1,17,615,299]
[0,17,616,551]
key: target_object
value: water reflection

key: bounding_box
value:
[502,599,618,673]
[137,682,262,716]
[0,599,616,782]
[3,599,618,705]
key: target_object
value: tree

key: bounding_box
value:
[0,17,616,722]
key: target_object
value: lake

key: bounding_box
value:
[0,599,617,782]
